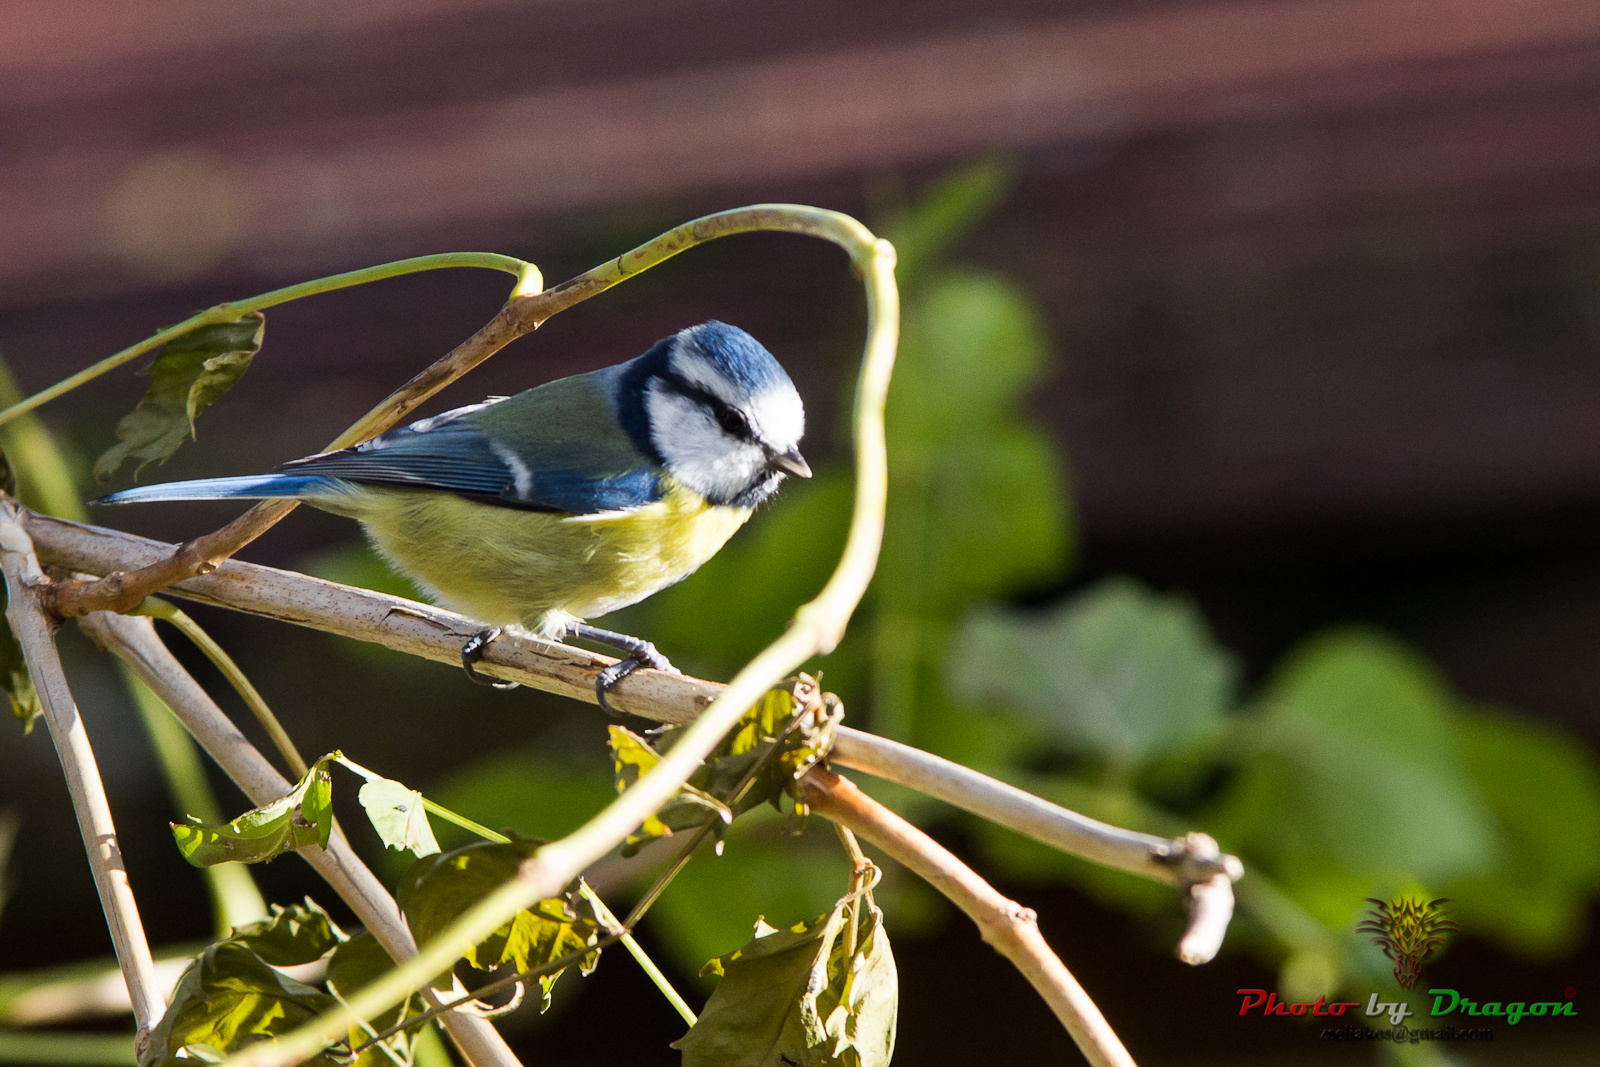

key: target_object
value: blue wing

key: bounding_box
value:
[278,373,664,514]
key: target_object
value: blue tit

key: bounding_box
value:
[95,321,812,708]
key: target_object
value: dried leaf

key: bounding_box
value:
[676,894,896,1067]
[94,313,264,481]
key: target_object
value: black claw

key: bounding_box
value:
[461,627,519,690]
[567,623,677,716]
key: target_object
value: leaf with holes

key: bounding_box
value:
[397,837,601,1011]
[357,777,440,858]
[94,313,265,481]
[612,679,840,856]
[171,754,335,867]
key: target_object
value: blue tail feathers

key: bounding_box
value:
[93,474,344,505]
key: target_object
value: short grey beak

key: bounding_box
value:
[769,448,812,479]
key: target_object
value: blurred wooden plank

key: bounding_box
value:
[3,0,1599,289]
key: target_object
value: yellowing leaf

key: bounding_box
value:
[607,680,840,856]
[357,778,440,858]
[94,313,264,481]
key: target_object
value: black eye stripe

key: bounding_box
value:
[659,372,755,441]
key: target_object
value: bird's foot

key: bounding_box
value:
[567,622,678,716]
[461,627,519,690]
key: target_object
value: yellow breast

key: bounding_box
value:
[339,478,752,636]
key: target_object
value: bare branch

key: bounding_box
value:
[78,610,522,1067]
[0,501,166,1055]
[798,767,1138,1067]
[25,508,1243,961]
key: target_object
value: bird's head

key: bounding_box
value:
[637,322,810,507]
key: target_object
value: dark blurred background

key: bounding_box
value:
[3,2,1600,1064]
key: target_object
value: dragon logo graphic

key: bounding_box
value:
[1358,896,1460,989]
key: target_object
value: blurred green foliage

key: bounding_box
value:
[419,161,1600,1004]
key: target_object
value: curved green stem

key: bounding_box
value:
[0,253,537,428]
[131,597,309,780]
[220,204,897,1067]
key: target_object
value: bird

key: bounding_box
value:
[95,321,811,710]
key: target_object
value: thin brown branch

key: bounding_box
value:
[798,767,1138,1067]
[78,609,522,1067]
[0,501,167,1057]
[43,205,876,620]
[23,508,1242,961]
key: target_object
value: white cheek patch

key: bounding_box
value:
[648,384,768,502]
[747,387,805,450]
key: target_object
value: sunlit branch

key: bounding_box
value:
[23,507,1242,961]
[78,610,523,1067]
[800,767,1138,1067]
[0,502,167,1057]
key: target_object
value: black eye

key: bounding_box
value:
[713,404,750,438]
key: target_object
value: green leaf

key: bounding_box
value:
[358,778,441,858]
[171,754,335,867]
[1210,630,1503,912]
[951,578,1236,767]
[881,270,1070,617]
[1446,709,1600,955]
[93,313,265,481]
[675,896,897,1067]
[325,931,427,1059]
[879,158,1014,288]
[146,942,342,1064]
[229,898,345,966]
[608,725,731,853]
[397,837,600,1010]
